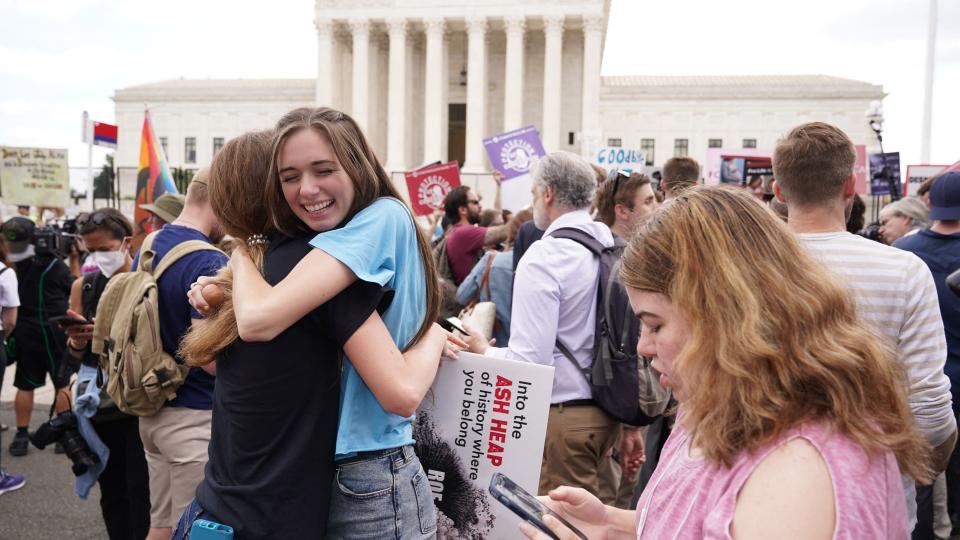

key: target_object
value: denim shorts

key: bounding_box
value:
[327,445,437,539]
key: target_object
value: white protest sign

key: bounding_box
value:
[414,352,554,539]
[594,146,645,175]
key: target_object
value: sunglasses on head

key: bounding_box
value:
[608,169,630,200]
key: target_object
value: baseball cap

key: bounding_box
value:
[139,192,186,224]
[929,171,960,221]
[1,216,35,254]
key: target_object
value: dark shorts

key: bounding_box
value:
[10,330,69,390]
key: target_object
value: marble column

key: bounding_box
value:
[462,16,488,173]
[349,19,370,131]
[503,16,526,132]
[314,19,335,106]
[386,18,407,172]
[580,16,604,158]
[541,15,564,152]
[422,17,445,165]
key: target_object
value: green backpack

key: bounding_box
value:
[91,231,223,417]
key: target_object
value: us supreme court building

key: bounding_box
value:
[112,0,884,202]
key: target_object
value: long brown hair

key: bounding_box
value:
[264,107,441,350]
[620,185,931,482]
[178,130,274,365]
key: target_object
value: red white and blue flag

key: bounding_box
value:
[92,121,118,149]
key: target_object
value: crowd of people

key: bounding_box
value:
[0,109,958,540]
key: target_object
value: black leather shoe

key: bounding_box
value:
[8,432,28,457]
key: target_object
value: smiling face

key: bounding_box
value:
[277,127,356,232]
[627,287,690,401]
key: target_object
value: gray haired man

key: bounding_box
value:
[464,151,640,495]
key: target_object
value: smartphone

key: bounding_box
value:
[489,473,588,540]
[189,519,234,539]
[438,317,469,336]
[48,314,93,327]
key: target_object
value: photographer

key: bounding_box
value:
[63,209,150,540]
[0,217,73,457]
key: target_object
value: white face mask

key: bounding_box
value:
[87,249,126,278]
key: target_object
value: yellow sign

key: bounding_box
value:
[0,146,70,208]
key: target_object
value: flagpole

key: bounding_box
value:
[83,110,94,211]
[921,0,937,163]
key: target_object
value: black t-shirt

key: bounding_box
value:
[12,255,73,346]
[196,234,389,540]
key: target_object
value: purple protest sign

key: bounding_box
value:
[869,152,901,196]
[483,125,546,180]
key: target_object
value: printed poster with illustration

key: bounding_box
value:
[483,125,546,211]
[414,352,554,539]
[869,152,902,196]
[405,161,462,216]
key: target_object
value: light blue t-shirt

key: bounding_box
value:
[309,197,427,459]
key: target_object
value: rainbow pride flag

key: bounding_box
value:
[134,110,178,242]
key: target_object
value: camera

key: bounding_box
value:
[30,410,100,476]
[858,222,883,244]
[33,218,80,258]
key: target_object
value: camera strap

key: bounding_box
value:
[45,388,74,421]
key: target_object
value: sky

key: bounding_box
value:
[0,0,957,187]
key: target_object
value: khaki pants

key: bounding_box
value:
[138,406,212,528]
[539,404,619,496]
[598,449,641,509]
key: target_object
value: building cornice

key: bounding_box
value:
[601,75,884,101]
[113,79,316,103]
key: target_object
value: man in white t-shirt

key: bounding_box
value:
[0,250,24,495]
[772,121,956,535]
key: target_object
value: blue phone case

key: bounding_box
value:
[189,519,234,539]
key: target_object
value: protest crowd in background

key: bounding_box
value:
[1,107,960,540]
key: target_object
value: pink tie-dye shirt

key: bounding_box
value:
[634,420,908,539]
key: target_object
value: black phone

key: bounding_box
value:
[438,317,469,337]
[49,314,93,327]
[488,473,588,540]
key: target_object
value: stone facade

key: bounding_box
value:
[112,0,883,204]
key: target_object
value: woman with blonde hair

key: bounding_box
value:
[523,186,931,539]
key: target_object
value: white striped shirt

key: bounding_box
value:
[800,232,955,447]
[802,232,954,528]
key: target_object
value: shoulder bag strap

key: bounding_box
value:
[137,231,161,273]
[555,338,592,381]
[480,251,497,301]
[152,240,225,281]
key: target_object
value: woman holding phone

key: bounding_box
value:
[521,187,930,539]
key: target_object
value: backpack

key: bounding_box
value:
[432,235,457,285]
[91,231,224,417]
[550,227,661,426]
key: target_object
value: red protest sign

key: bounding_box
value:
[405,161,461,216]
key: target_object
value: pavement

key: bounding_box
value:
[1,379,108,540]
